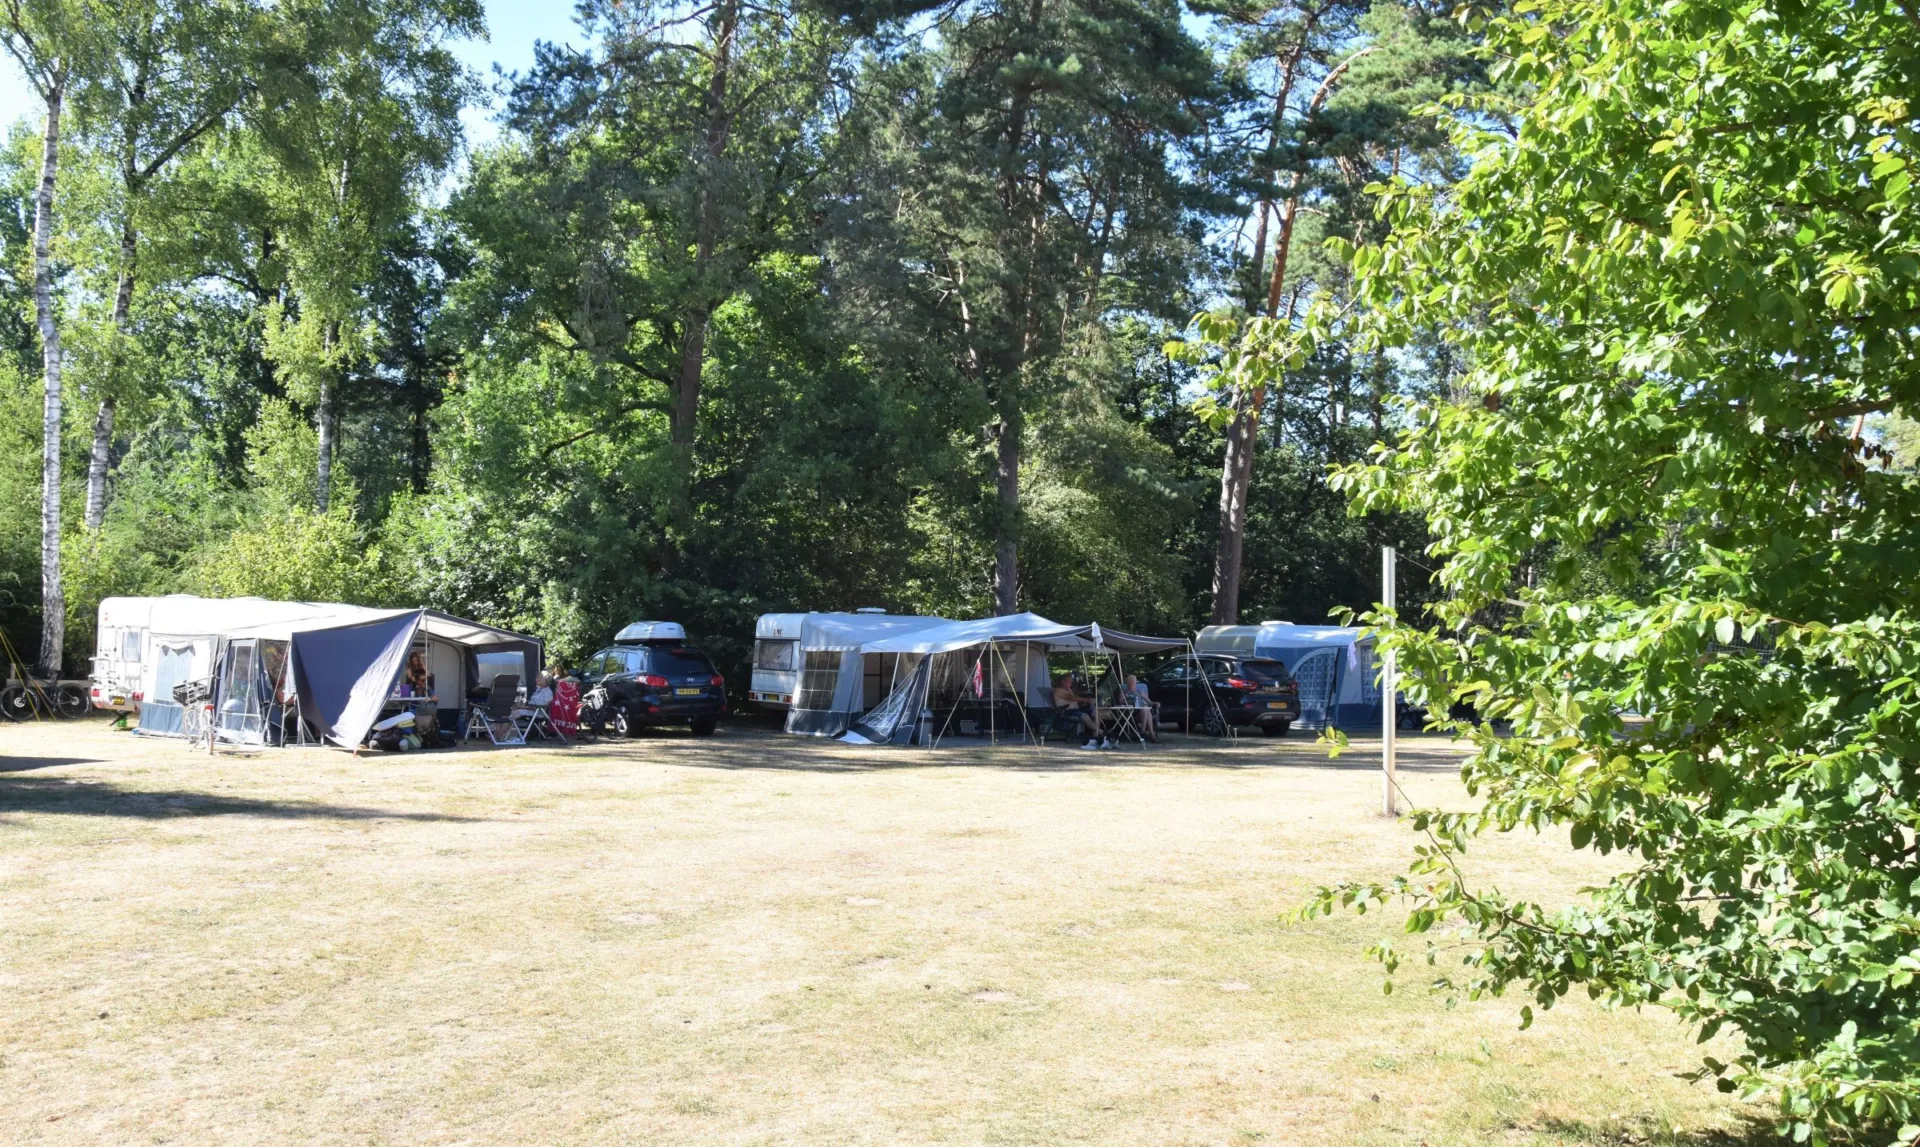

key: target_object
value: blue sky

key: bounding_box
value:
[0,0,579,148]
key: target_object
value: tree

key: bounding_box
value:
[1198,0,1473,624]
[1300,0,1920,1139]
[450,0,843,559]
[251,0,477,511]
[0,0,97,674]
[72,0,247,530]
[834,0,1220,615]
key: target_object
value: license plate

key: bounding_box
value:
[675,687,702,696]
[110,696,126,707]
[1267,701,1292,710]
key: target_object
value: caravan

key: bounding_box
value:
[750,610,949,736]
[91,596,542,749]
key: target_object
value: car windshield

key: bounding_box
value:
[649,647,716,677]
[1239,660,1292,686]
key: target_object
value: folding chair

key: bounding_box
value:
[515,704,567,743]
[465,674,526,746]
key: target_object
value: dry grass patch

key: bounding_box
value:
[0,719,1766,1145]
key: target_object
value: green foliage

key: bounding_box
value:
[1294,0,1920,1140]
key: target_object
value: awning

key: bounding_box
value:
[859,612,1093,654]
[1091,625,1188,653]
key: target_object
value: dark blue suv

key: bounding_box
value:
[579,641,726,737]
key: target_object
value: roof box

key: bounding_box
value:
[614,620,686,644]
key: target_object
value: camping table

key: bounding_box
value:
[1102,702,1154,745]
[946,696,1027,740]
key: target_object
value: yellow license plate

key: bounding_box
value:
[675,687,702,696]
[1267,701,1291,709]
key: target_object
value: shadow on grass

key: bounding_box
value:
[0,777,485,823]
[567,726,1468,776]
[0,755,104,774]
[1534,1113,1781,1145]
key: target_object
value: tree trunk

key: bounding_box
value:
[993,412,1022,616]
[86,217,137,530]
[85,396,114,529]
[33,79,65,674]
[316,323,337,511]
[1208,48,1308,626]
[665,0,737,549]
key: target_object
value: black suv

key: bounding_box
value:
[1146,655,1300,736]
[578,641,726,737]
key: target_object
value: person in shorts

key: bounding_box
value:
[1052,675,1110,749]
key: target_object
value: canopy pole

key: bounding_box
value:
[1382,545,1399,817]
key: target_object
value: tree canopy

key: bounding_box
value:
[1295,0,1920,1139]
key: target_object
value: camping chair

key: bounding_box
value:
[465,674,526,746]
[515,702,567,743]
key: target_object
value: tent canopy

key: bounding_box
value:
[758,611,951,651]
[861,612,1093,654]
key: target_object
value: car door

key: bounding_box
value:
[1150,661,1196,721]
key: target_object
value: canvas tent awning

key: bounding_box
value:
[143,599,542,750]
[859,612,1094,654]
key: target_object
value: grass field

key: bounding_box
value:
[0,718,1765,1146]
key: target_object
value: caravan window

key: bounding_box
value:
[794,651,841,710]
[753,638,798,672]
[121,629,143,661]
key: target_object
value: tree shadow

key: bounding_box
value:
[569,727,1468,775]
[0,777,485,823]
[1534,1113,1782,1145]
[0,755,104,774]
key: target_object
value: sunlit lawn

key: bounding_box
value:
[0,718,1765,1145]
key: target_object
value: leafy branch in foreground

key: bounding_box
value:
[1293,0,1920,1142]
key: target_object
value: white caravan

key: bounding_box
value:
[749,610,948,736]
[90,595,356,714]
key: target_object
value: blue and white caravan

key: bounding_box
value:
[1195,622,1381,731]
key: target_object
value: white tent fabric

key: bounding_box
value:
[843,614,1193,747]
[860,612,1092,654]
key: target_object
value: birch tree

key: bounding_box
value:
[74,0,247,529]
[1,0,96,673]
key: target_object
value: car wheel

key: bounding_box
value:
[1201,708,1228,738]
[55,684,91,719]
[690,718,717,737]
[0,685,30,721]
[1261,722,1291,737]
[611,704,634,738]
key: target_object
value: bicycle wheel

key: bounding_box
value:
[55,684,92,719]
[0,684,37,721]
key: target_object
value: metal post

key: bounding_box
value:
[1382,545,1398,817]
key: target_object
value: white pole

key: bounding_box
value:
[1382,545,1398,817]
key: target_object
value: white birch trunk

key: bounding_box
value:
[33,79,65,674]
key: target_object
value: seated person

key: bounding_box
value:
[1124,673,1158,742]
[1051,674,1110,750]
[402,652,434,698]
[517,671,554,714]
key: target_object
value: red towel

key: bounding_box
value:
[550,678,581,736]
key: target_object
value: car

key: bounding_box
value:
[577,622,727,737]
[1146,654,1300,736]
